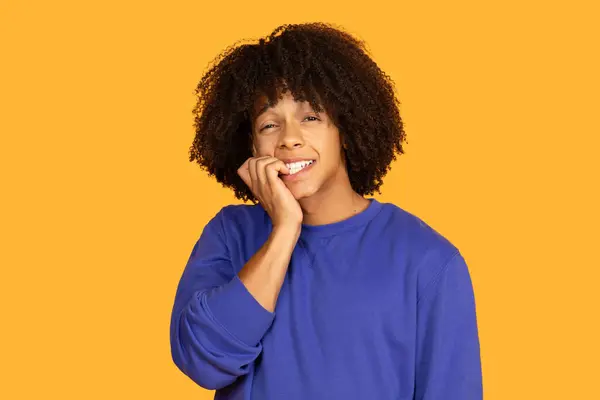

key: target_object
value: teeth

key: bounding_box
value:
[285,160,314,175]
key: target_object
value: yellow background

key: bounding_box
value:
[1,0,599,398]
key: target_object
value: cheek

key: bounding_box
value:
[322,140,344,164]
[254,140,275,156]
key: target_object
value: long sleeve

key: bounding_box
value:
[414,250,483,399]
[169,208,276,390]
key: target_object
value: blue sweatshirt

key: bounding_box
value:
[170,198,482,399]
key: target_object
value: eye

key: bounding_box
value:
[260,123,276,132]
[304,116,320,122]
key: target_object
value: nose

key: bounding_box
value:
[277,123,304,150]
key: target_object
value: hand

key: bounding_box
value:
[237,156,303,228]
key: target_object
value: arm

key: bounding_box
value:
[414,250,483,399]
[169,208,299,390]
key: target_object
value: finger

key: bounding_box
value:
[248,158,258,190]
[249,156,270,191]
[262,158,286,186]
[237,158,252,187]
[272,159,290,176]
[256,157,276,188]
[265,159,290,185]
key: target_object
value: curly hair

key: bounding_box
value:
[189,22,407,203]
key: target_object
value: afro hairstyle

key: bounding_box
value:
[189,22,407,203]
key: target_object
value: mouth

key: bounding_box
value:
[280,159,316,181]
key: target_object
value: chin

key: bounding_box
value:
[288,184,319,200]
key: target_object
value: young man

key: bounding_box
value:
[170,22,483,399]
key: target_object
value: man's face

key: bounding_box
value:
[250,91,347,200]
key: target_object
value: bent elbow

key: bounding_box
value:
[171,350,237,390]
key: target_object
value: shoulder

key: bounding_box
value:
[216,202,267,226]
[206,202,270,243]
[376,201,458,255]
[374,201,462,283]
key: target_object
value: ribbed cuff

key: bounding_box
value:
[205,275,276,346]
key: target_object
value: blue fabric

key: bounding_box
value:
[170,198,482,399]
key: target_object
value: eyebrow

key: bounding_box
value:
[252,100,322,122]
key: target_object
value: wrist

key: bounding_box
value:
[272,222,301,240]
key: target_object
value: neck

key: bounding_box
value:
[298,169,371,226]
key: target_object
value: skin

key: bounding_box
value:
[247,90,370,226]
[235,89,372,312]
